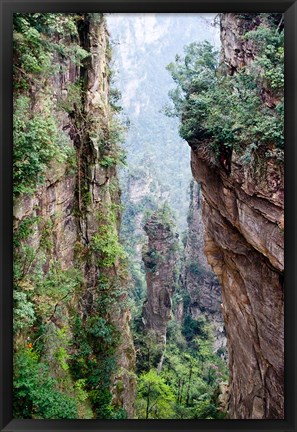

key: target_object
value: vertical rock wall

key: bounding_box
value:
[189,14,284,419]
[183,180,227,354]
[13,14,136,418]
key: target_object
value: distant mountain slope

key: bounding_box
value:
[107,13,219,230]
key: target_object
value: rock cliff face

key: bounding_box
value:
[183,180,227,353]
[189,14,284,419]
[220,13,258,73]
[142,212,179,345]
[13,14,136,418]
[220,13,283,109]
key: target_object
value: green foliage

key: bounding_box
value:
[166,24,284,160]
[13,13,90,197]
[13,233,84,332]
[166,41,218,142]
[13,215,40,248]
[95,274,128,315]
[167,317,187,351]
[13,14,54,90]
[58,81,83,114]
[13,225,42,336]
[69,206,127,419]
[161,311,228,418]
[134,331,164,373]
[13,348,78,419]
[34,260,83,319]
[161,348,207,412]
[56,41,90,66]
[153,203,178,231]
[244,24,284,92]
[13,12,128,420]
[99,155,119,168]
[14,244,38,287]
[70,313,122,419]
[90,208,126,268]
[136,369,175,419]
[142,248,161,273]
[13,291,35,332]
[88,388,127,419]
[88,388,114,418]
[193,394,226,419]
[109,87,123,112]
[39,219,54,251]
[98,119,127,168]
[54,327,71,371]
[73,379,89,403]
[13,96,71,196]
[182,315,209,344]
[112,408,128,419]
[69,223,127,419]
[85,316,117,345]
[13,13,89,91]
[133,309,228,420]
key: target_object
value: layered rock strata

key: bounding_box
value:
[188,13,284,419]
[183,180,227,353]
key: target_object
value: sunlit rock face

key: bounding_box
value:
[189,13,284,419]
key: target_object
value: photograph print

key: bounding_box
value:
[12,11,284,420]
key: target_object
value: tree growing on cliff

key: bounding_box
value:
[13,13,92,197]
[166,18,284,161]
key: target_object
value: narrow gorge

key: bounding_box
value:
[13,12,284,420]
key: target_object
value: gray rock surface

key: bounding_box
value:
[142,212,179,345]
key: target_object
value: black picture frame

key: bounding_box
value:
[1,1,296,431]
